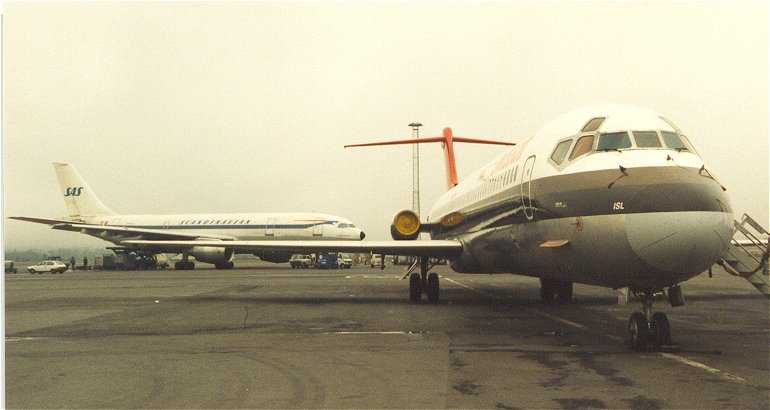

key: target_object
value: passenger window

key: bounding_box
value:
[597,132,631,151]
[633,131,661,148]
[582,117,605,132]
[550,139,573,165]
[569,135,595,160]
[661,131,689,151]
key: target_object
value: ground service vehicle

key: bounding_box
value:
[338,254,353,269]
[290,255,312,269]
[316,253,339,269]
[27,260,68,274]
[370,254,384,269]
[5,261,18,273]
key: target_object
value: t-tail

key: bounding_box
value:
[53,162,115,218]
[345,127,515,190]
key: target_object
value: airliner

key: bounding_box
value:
[116,104,768,350]
[11,163,365,269]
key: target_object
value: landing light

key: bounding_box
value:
[440,212,465,227]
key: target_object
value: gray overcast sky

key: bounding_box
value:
[3,1,768,249]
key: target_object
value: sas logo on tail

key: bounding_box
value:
[64,187,84,197]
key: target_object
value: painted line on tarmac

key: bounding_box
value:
[444,277,748,384]
[5,337,47,342]
[444,277,589,330]
[443,277,495,297]
[529,310,588,330]
[327,331,408,335]
[659,352,747,384]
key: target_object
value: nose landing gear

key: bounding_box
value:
[628,290,673,351]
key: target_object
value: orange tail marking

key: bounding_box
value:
[345,127,514,190]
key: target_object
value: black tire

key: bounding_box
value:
[651,312,672,348]
[540,278,556,304]
[628,312,649,351]
[28,269,36,274]
[409,273,422,303]
[426,272,440,304]
[557,281,573,304]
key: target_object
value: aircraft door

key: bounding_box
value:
[521,155,536,220]
[312,223,324,237]
[266,218,276,237]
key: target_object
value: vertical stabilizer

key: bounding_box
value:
[345,128,515,190]
[53,163,115,217]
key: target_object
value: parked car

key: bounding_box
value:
[27,260,68,274]
[338,254,353,269]
[290,255,312,269]
[4,260,18,274]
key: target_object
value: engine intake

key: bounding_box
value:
[390,209,420,240]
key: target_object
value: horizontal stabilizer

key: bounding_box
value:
[346,127,515,190]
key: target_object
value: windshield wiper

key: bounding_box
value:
[597,148,622,153]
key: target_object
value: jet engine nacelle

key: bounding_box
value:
[190,246,233,264]
[390,209,420,240]
[450,248,483,273]
[254,251,292,263]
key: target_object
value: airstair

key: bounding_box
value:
[718,214,770,296]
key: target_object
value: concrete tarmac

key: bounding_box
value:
[5,261,769,409]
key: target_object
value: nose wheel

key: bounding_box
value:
[628,290,672,351]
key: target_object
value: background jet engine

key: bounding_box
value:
[253,251,292,263]
[390,209,420,240]
[190,246,233,264]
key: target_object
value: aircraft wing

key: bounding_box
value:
[121,239,463,257]
[9,217,235,241]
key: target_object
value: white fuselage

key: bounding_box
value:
[426,105,734,290]
[82,212,365,244]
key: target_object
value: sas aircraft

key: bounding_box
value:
[11,163,365,269]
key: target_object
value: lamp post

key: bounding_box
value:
[408,122,423,217]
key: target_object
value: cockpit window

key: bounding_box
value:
[569,135,594,160]
[597,131,632,151]
[632,131,661,148]
[550,139,573,165]
[661,131,689,151]
[581,117,605,132]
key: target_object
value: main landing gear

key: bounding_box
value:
[628,289,673,351]
[174,254,195,270]
[408,257,440,304]
[540,278,573,304]
[214,261,235,269]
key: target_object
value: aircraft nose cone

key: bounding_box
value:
[626,211,733,276]
[360,231,366,240]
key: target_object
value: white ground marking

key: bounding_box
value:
[444,277,587,329]
[659,353,747,384]
[328,331,408,335]
[443,276,748,384]
[5,337,47,342]
[443,277,495,297]
[529,310,587,330]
